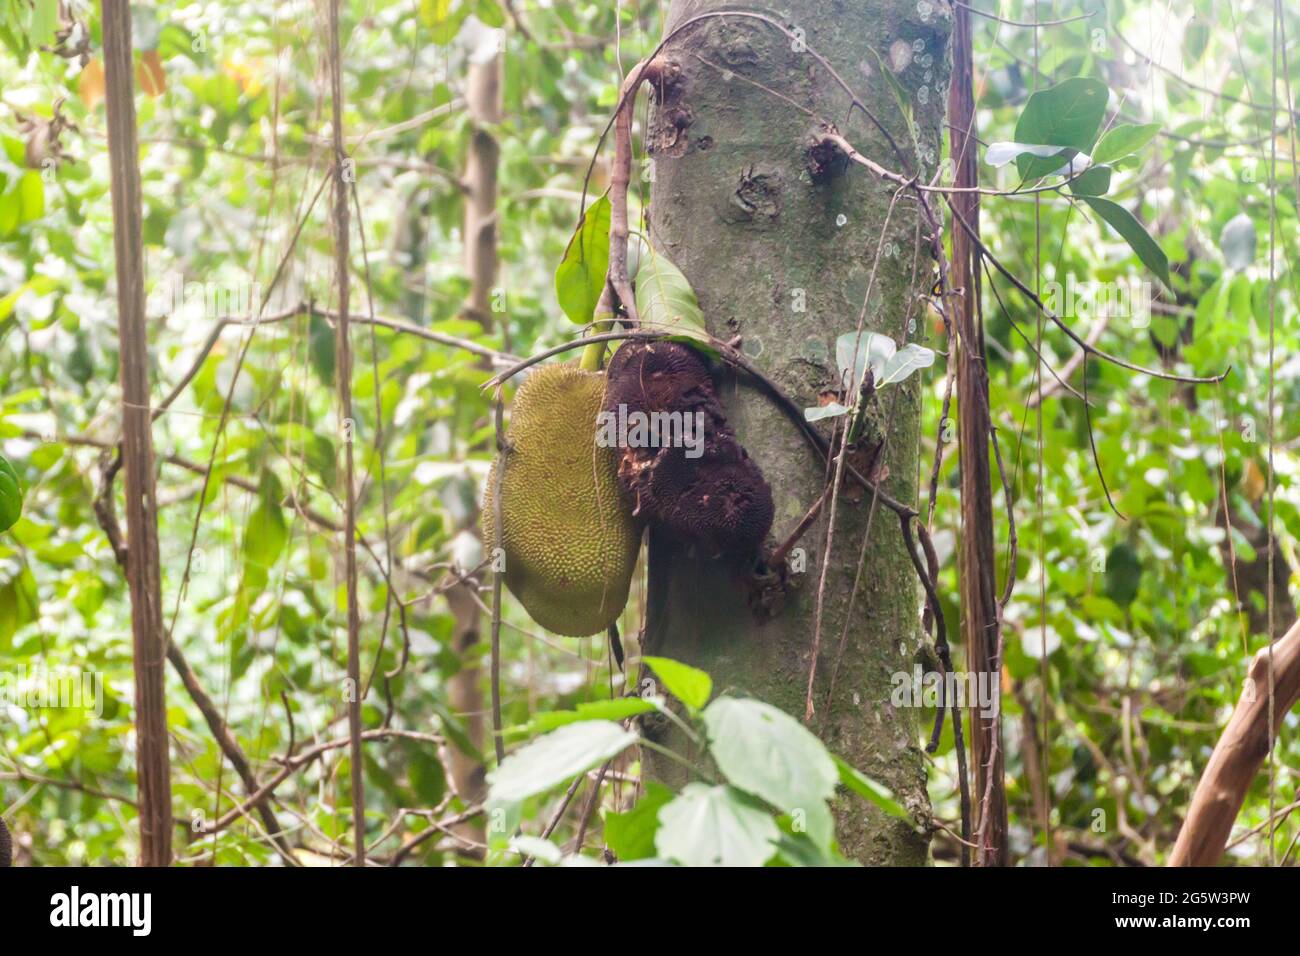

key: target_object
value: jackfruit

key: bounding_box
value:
[483,363,641,637]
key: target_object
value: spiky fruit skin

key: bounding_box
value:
[483,364,641,637]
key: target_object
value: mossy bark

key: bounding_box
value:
[642,0,951,865]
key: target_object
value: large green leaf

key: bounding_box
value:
[634,249,712,350]
[604,780,674,861]
[1014,77,1109,179]
[1081,196,1172,290]
[702,696,838,846]
[655,784,779,867]
[642,655,712,709]
[487,720,636,805]
[0,453,22,533]
[554,193,611,325]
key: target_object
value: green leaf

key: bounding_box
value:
[642,656,713,709]
[634,249,712,351]
[834,756,914,823]
[1014,78,1109,179]
[0,189,19,237]
[486,720,636,805]
[475,0,507,28]
[554,193,611,325]
[0,565,38,650]
[1184,20,1210,63]
[407,743,447,804]
[420,0,471,44]
[1104,542,1142,607]
[243,469,288,570]
[655,784,779,867]
[430,699,482,763]
[1066,165,1112,197]
[866,44,914,132]
[1081,196,1172,290]
[68,330,95,384]
[0,453,22,533]
[527,696,658,732]
[1091,123,1161,165]
[17,172,42,222]
[29,0,58,47]
[604,781,674,861]
[702,697,838,847]
[308,310,336,384]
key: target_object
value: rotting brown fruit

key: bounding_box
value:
[603,340,773,559]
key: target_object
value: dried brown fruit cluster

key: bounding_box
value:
[603,341,773,560]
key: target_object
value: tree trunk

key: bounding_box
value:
[101,0,173,867]
[642,0,950,864]
[443,52,502,854]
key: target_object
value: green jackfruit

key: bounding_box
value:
[483,363,641,637]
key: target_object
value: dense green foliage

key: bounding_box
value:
[0,0,1296,865]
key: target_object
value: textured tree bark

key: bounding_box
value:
[642,0,951,864]
[101,0,173,867]
[1170,618,1300,865]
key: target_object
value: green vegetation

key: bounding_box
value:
[0,0,1296,868]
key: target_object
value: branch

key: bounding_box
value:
[90,446,299,864]
[1169,619,1300,865]
[948,201,1230,386]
